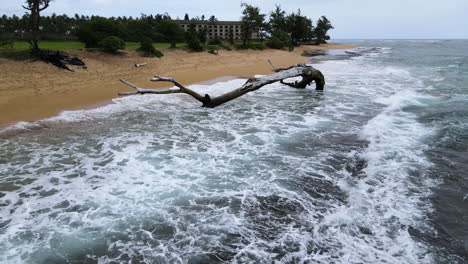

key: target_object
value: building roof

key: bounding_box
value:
[174,20,242,25]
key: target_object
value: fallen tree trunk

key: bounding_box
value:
[118,62,325,108]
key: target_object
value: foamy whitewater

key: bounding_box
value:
[1,40,467,263]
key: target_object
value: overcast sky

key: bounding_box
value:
[1,0,467,39]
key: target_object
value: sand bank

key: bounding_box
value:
[0,43,355,126]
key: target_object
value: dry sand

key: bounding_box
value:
[0,43,355,126]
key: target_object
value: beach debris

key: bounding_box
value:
[135,63,147,68]
[301,49,327,57]
[118,61,325,108]
[208,49,219,55]
[345,51,359,55]
[36,50,86,72]
[207,46,219,55]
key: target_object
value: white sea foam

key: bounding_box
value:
[326,90,437,263]
[1,79,251,133]
[0,49,440,263]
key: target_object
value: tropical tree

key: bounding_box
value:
[258,22,268,44]
[156,20,185,48]
[124,19,152,41]
[198,26,208,44]
[208,15,218,40]
[286,10,314,45]
[240,3,265,46]
[269,4,287,32]
[313,16,334,44]
[76,17,127,48]
[208,15,217,23]
[22,0,52,52]
[228,28,234,45]
[184,22,203,51]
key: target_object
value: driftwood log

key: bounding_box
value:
[135,63,147,68]
[118,62,325,108]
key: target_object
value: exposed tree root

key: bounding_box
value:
[36,50,86,72]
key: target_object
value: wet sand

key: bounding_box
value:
[0,43,356,126]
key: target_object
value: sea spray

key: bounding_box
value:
[2,40,467,263]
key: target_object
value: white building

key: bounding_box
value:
[175,20,259,41]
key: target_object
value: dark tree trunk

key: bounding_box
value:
[23,0,51,54]
[30,4,40,53]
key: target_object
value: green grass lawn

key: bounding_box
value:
[0,41,190,60]
[126,42,187,49]
[3,41,186,51]
[11,41,86,51]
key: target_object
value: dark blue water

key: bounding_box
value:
[0,40,467,263]
[345,39,468,263]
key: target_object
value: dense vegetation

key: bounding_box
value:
[98,36,125,53]
[137,37,164,58]
[0,3,334,54]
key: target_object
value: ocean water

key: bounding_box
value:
[0,40,467,263]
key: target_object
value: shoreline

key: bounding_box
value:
[0,43,356,127]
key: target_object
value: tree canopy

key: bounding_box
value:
[0,6,335,50]
[269,5,287,33]
[314,16,334,44]
[240,3,266,46]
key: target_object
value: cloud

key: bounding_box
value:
[90,0,130,5]
[1,0,467,38]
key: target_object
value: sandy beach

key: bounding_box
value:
[0,43,355,126]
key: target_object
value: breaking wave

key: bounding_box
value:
[0,48,440,263]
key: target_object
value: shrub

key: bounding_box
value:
[267,37,285,49]
[267,31,292,50]
[234,43,264,50]
[138,37,164,58]
[220,45,232,51]
[208,38,222,45]
[198,29,208,44]
[246,42,264,50]
[272,31,290,42]
[156,20,185,47]
[255,43,265,50]
[186,37,203,52]
[235,44,248,50]
[98,36,125,53]
[76,27,100,48]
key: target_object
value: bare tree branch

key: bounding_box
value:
[118,79,182,96]
[117,63,325,108]
[38,0,51,11]
[150,76,209,104]
[268,59,278,71]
